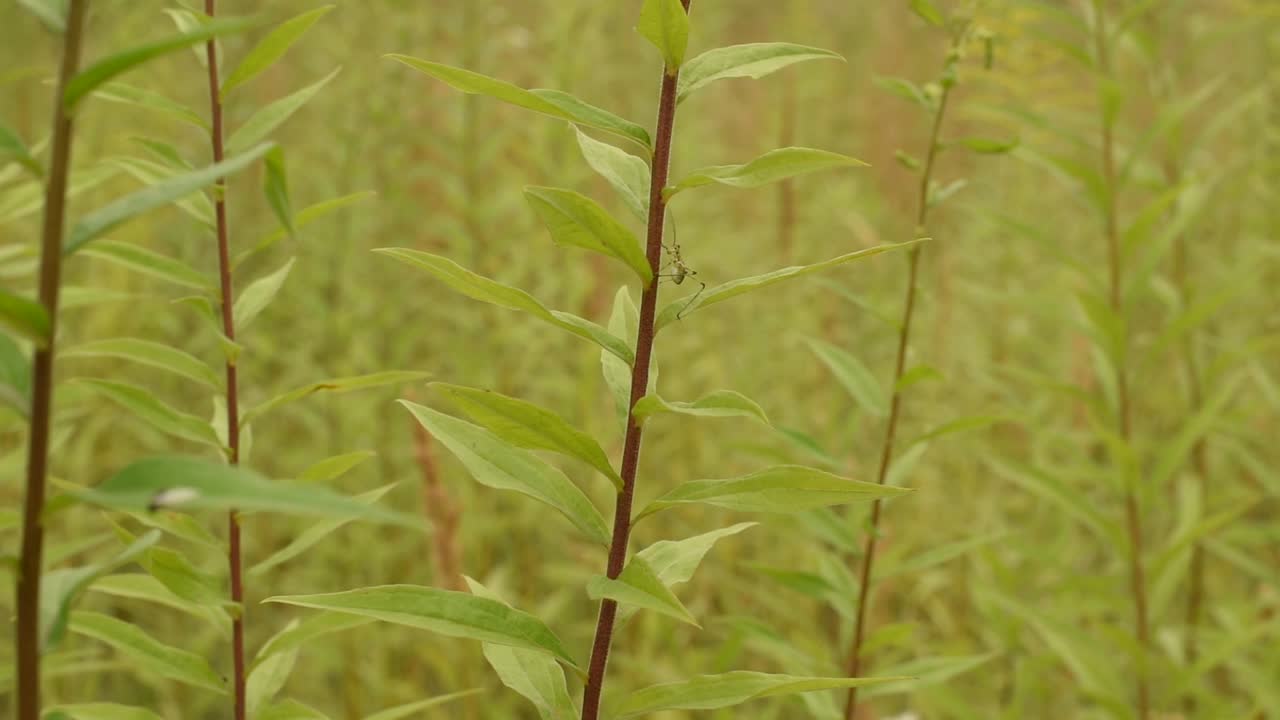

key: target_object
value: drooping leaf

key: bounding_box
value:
[862,654,996,698]
[386,57,650,149]
[432,382,622,490]
[77,379,221,448]
[602,286,640,429]
[64,17,258,109]
[0,289,50,348]
[233,257,295,331]
[69,611,225,692]
[263,146,293,236]
[656,240,920,329]
[362,690,484,720]
[667,147,867,198]
[247,620,301,716]
[638,465,909,520]
[81,240,210,290]
[107,156,213,225]
[873,75,931,109]
[375,248,633,363]
[17,0,67,33]
[678,43,842,103]
[298,450,376,483]
[69,456,420,527]
[632,390,769,425]
[62,338,220,388]
[615,672,909,716]
[524,186,652,284]
[65,143,277,254]
[574,127,650,221]
[242,371,429,426]
[89,573,224,623]
[252,612,372,670]
[805,337,886,416]
[38,531,161,652]
[586,556,698,625]
[634,522,755,588]
[221,6,335,98]
[637,0,691,71]
[137,545,225,607]
[906,414,1009,449]
[87,82,208,130]
[0,333,30,416]
[265,585,579,668]
[249,484,397,576]
[0,123,42,177]
[227,68,341,153]
[400,402,610,545]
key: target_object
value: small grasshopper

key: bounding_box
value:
[659,213,705,319]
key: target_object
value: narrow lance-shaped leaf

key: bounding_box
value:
[805,337,887,416]
[667,147,868,199]
[236,191,376,268]
[77,379,222,448]
[386,56,650,149]
[574,127,649,221]
[69,611,225,692]
[246,620,301,716]
[43,704,164,720]
[0,289,51,348]
[375,248,633,364]
[656,240,921,329]
[242,371,429,426]
[263,146,294,236]
[637,0,691,71]
[249,484,397,576]
[363,691,485,720]
[227,68,342,154]
[39,531,161,653]
[632,390,769,425]
[0,123,42,177]
[64,17,259,109]
[221,5,335,98]
[615,672,911,716]
[910,0,946,26]
[602,286,640,429]
[400,402,610,545]
[62,338,220,389]
[252,612,373,670]
[298,450,376,483]
[0,333,31,416]
[81,240,210,290]
[586,556,698,626]
[233,257,295,331]
[634,522,756,588]
[17,0,67,33]
[678,43,843,103]
[265,585,580,668]
[65,142,277,254]
[432,382,622,490]
[87,82,208,130]
[524,186,652,285]
[638,465,910,520]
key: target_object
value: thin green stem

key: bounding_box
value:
[16,2,90,718]
[843,71,953,720]
[580,3,691,718]
[202,2,245,718]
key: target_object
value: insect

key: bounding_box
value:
[659,213,705,319]
[147,486,201,512]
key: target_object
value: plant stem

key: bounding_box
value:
[843,77,952,720]
[580,3,690,717]
[202,2,245,718]
[15,2,89,717]
[1093,6,1150,718]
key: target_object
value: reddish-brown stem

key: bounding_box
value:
[410,407,464,590]
[15,3,89,718]
[1094,7,1150,718]
[203,2,244,718]
[580,4,690,717]
[843,76,952,720]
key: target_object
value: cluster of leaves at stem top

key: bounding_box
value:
[263,0,909,717]
[4,4,439,719]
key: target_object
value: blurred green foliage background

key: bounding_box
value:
[2,1,1277,718]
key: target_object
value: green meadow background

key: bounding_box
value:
[2,1,1277,718]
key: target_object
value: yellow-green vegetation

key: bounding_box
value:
[2,1,1276,719]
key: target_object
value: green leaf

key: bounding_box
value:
[464,577,576,720]
[77,379,221,448]
[81,240,210,290]
[64,17,258,110]
[638,465,909,520]
[265,585,579,668]
[953,136,1020,154]
[375,248,633,364]
[137,545,225,607]
[524,186,652,284]
[634,522,755,588]
[242,371,429,426]
[910,0,946,26]
[0,332,30,416]
[227,68,341,153]
[587,556,698,625]
[615,672,908,716]
[362,691,484,720]
[263,146,293,236]
[259,700,330,720]
[236,191,376,268]
[637,0,690,71]
[17,0,67,33]
[86,82,208,131]
[69,610,225,692]
[0,123,42,177]
[107,156,213,225]
[247,620,300,716]
[68,456,421,528]
[574,127,650,221]
[0,289,50,348]
[45,704,164,720]
[249,484,396,576]
[432,382,622,491]
[668,147,867,198]
[872,76,931,109]
[804,337,886,416]
[221,6,335,98]
[861,654,996,698]
[632,390,769,425]
[400,402,610,545]
[907,414,1008,449]
[89,573,224,622]
[233,257,295,331]
[66,142,276,254]
[63,338,220,389]
[386,57,650,149]
[656,240,920,329]
[298,450,376,483]
[38,531,161,653]
[252,612,372,670]
[678,43,843,103]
